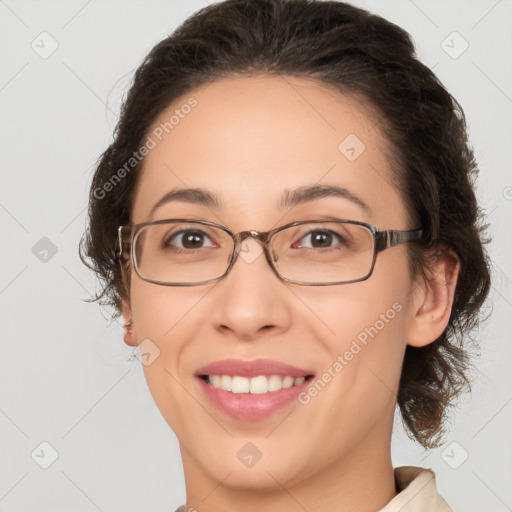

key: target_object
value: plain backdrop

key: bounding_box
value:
[1,1,511,511]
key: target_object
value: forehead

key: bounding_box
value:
[132,75,406,228]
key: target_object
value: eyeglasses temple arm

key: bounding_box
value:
[115,226,128,263]
[375,228,425,251]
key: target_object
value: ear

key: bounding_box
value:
[121,298,138,347]
[406,248,460,348]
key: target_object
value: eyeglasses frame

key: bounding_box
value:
[115,218,425,287]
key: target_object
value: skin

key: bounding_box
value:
[120,75,459,512]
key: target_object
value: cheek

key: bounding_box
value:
[298,275,409,353]
[128,280,205,433]
[296,265,411,405]
[128,279,194,392]
[297,284,408,425]
[129,275,209,341]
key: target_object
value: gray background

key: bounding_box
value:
[1,0,511,511]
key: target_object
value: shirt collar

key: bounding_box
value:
[378,466,453,512]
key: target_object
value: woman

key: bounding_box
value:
[80,0,491,510]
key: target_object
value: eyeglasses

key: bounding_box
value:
[115,219,425,286]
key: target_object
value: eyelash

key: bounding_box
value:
[163,229,216,251]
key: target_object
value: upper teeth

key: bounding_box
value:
[207,375,307,394]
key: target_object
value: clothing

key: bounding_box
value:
[379,466,453,511]
[174,465,453,512]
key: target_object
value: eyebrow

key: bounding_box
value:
[149,184,372,217]
[149,188,220,218]
[279,184,372,215]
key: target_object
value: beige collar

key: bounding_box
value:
[378,466,453,511]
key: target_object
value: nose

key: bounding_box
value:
[209,237,293,341]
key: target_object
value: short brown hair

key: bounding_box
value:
[80,0,491,449]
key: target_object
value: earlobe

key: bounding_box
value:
[406,249,460,348]
[121,299,138,347]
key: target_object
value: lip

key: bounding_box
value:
[195,358,314,378]
[195,358,315,421]
[196,375,313,421]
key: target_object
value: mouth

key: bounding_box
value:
[194,358,316,421]
[197,374,315,394]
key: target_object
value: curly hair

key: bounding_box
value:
[79,0,491,449]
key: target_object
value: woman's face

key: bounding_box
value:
[124,75,423,494]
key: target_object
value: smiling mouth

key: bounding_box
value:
[198,374,315,394]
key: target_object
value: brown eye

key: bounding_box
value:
[163,229,214,251]
[295,230,346,249]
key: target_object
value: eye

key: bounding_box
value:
[294,229,346,249]
[163,229,216,250]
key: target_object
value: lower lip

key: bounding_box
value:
[196,376,312,421]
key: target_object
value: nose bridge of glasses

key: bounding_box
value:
[231,230,278,265]
[233,230,270,247]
